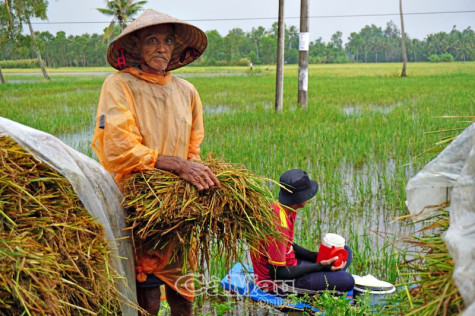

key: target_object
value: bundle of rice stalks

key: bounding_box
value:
[415,116,474,160]
[0,136,122,315]
[394,210,464,315]
[121,155,280,269]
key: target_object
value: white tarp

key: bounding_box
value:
[405,122,475,315]
[0,117,137,315]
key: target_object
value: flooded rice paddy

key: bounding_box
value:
[2,63,474,314]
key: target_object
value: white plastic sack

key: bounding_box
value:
[0,117,137,315]
[405,122,475,315]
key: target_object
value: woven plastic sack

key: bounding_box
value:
[0,117,137,315]
[405,122,475,315]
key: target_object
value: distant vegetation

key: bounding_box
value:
[0,21,473,68]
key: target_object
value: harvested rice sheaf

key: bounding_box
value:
[121,155,280,269]
[0,136,122,315]
[395,210,465,315]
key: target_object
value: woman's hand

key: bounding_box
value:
[177,160,221,191]
[320,256,346,271]
[155,155,221,191]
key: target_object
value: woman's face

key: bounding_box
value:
[138,24,175,72]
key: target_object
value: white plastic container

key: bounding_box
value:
[352,274,395,306]
[322,233,346,248]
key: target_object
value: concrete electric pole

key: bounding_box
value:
[275,0,285,112]
[298,0,309,108]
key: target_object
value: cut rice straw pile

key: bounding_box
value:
[121,154,280,270]
[395,209,465,315]
[0,136,123,315]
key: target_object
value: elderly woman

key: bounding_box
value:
[92,9,220,316]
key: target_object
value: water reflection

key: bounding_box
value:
[343,102,403,117]
[56,123,95,159]
[300,160,419,246]
[204,104,233,115]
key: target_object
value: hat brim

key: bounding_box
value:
[107,9,207,71]
[278,180,318,205]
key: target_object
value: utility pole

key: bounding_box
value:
[399,0,408,77]
[298,0,309,108]
[275,0,285,112]
[399,0,407,77]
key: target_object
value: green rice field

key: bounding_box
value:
[1,62,474,314]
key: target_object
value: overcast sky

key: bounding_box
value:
[30,0,475,43]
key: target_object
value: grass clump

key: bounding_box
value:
[120,154,279,270]
[0,136,122,315]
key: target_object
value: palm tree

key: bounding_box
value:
[460,27,475,62]
[360,25,382,62]
[97,0,148,41]
[250,26,266,60]
[330,31,343,50]
[286,25,299,50]
[346,32,363,62]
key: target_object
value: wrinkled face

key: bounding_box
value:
[138,24,176,72]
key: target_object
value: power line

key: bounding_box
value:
[188,10,475,21]
[30,10,475,25]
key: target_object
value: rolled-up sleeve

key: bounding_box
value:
[92,76,157,181]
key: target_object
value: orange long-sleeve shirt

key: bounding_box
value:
[92,67,204,300]
[92,67,204,182]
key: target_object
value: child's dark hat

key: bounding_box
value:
[278,169,318,205]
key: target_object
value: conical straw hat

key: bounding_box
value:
[107,9,207,71]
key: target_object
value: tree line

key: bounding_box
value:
[1,21,474,68]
